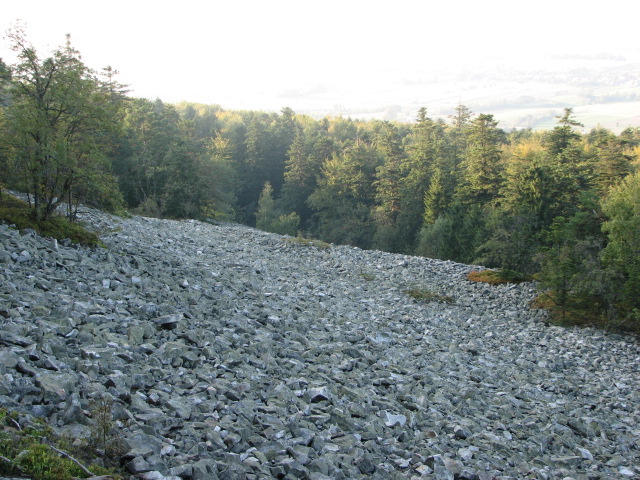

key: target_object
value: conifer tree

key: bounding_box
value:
[456,114,504,204]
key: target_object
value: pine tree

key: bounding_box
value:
[456,114,504,204]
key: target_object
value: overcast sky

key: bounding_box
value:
[2,0,639,111]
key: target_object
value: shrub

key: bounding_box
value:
[285,234,331,250]
[467,269,531,285]
[0,193,100,246]
[405,288,455,304]
[0,408,124,480]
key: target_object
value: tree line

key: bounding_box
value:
[1,30,640,332]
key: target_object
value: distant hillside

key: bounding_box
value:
[273,51,640,132]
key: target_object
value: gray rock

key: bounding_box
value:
[383,411,407,427]
[0,349,20,372]
[35,372,77,403]
[0,331,32,347]
[123,431,163,458]
[125,456,152,474]
[154,313,182,331]
[60,392,88,425]
[356,454,377,474]
[191,459,219,480]
[166,397,193,420]
[306,386,331,403]
[0,200,638,480]
[15,250,31,263]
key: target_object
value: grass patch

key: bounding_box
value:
[467,269,532,285]
[405,288,455,304]
[359,271,376,281]
[0,193,100,246]
[0,408,123,480]
[285,234,331,250]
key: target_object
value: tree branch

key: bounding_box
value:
[0,454,16,465]
[8,416,22,431]
[45,442,95,477]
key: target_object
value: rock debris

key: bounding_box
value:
[0,207,639,479]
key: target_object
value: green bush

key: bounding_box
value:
[255,182,301,235]
[0,194,101,246]
[0,408,124,480]
[405,287,455,304]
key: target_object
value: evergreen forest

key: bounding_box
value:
[2,30,640,333]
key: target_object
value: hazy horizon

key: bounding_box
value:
[3,0,640,131]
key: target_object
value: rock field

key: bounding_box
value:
[0,205,639,479]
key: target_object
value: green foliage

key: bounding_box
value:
[501,117,591,228]
[530,291,610,330]
[585,126,632,193]
[1,28,125,221]
[272,212,301,237]
[285,234,331,250]
[544,107,583,158]
[467,269,532,285]
[15,443,85,480]
[455,113,505,204]
[89,395,126,462]
[0,193,100,246]
[535,201,610,326]
[256,182,300,236]
[416,203,487,264]
[371,121,409,252]
[307,143,378,248]
[500,137,555,224]
[233,110,297,223]
[0,408,123,480]
[4,32,636,335]
[447,103,473,160]
[112,100,237,220]
[405,110,452,232]
[537,221,582,315]
[600,172,640,331]
[416,215,457,260]
[405,287,455,304]
[422,166,448,225]
[475,208,540,274]
[280,120,333,225]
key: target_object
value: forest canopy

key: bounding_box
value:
[2,31,640,333]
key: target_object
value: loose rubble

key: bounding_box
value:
[0,206,639,479]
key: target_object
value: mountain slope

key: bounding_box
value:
[0,208,639,479]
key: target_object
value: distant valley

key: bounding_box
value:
[266,50,640,132]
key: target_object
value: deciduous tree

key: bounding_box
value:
[2,28,124,220]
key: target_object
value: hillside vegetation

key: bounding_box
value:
[2,29,640,333]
